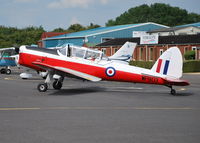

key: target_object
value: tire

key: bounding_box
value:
[0,68,6,74]
[53,80,62,90]
[37,83,48,92]
[6,69,11,75]
[171,89,176,95]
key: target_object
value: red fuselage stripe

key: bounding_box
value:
[19,53,167,85]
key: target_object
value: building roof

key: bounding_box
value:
[96,34,200,47]
[45,22,168,40]
[40,32,68,40]
[148,26,199,33]
[176,22,200,28]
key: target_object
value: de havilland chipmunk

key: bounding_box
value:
[16,42,189,95]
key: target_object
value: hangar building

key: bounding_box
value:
[95,34,200,61]
[42,22,168,48]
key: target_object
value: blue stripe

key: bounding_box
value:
[163,60,170,75]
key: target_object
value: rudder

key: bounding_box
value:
[151,47,183,79]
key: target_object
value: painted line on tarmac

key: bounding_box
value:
[0,107,197,111]
[0,107,41,111]
[4,77,15,80]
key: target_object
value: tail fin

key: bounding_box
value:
[151,47,183,79]
[109,42,137,62]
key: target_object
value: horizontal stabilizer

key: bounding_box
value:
[164,78,190,86]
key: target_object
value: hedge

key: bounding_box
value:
[129,60,200,73]
[183,60,200,73]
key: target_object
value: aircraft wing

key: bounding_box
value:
[164,78,190,86]
[32,61,102,82]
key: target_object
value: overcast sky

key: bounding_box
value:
[0,0,200,31]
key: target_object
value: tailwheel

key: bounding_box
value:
[6,69,11,75]
[170,88,176,96]
[53,80,62,90]
[37,83,48,92]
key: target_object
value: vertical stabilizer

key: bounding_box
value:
[109,42,137,62]
[151,47,183,79]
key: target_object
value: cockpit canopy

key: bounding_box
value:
[58,45,103,60]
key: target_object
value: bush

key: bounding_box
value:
[129,61,154,69]
[183,60,200,73]
[184,51,195,60]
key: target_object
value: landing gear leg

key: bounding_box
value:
[169,85,176,96]
[37,71,53,92]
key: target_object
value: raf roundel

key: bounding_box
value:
[105,67,116,77]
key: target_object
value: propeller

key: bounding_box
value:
[14,46,20,54]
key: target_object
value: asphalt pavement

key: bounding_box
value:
[0,69,200,143]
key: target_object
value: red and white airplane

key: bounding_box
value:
[17,42,189,95]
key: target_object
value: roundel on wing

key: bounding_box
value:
[105,67,116,77]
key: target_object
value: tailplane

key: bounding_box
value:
[151,47,183,79]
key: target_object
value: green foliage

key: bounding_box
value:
[106,3,200,27]
[86,23,101,30]
[129,61,154,69]
[65,23,100,33]
[0,23,100,48]
[184,51,195,60]
[52,28,66,32]
[183,60,200,72]
[67,24,86,32]
[0,26,45,48]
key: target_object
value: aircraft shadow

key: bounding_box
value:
[49,86,106,96]
[173,92,193,96]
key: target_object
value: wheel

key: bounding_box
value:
[6,69,11,75]
[0,68,6,74]
[171,89,176,95]
[53,80,62,90]
[37,83,48,92]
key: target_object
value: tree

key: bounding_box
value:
[0,26,45,48]
[52,28,66,32]
[67,24,86,32]
[106,3,200,27]
[86,23,100,30]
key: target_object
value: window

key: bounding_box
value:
[184,47,188,53]
[72,48,85,58]
[101,48,106,55]
[192,46,196,51]
[114,48,118,53]
[140,48,143,60]
[59,48,66,56]
[149,47,153,61]
[160,49,164,56]
[85,50,101,60]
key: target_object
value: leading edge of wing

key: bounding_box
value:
[32,61,102,82]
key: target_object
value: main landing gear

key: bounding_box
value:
[37,72,64,92]
[0,67,11,75]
